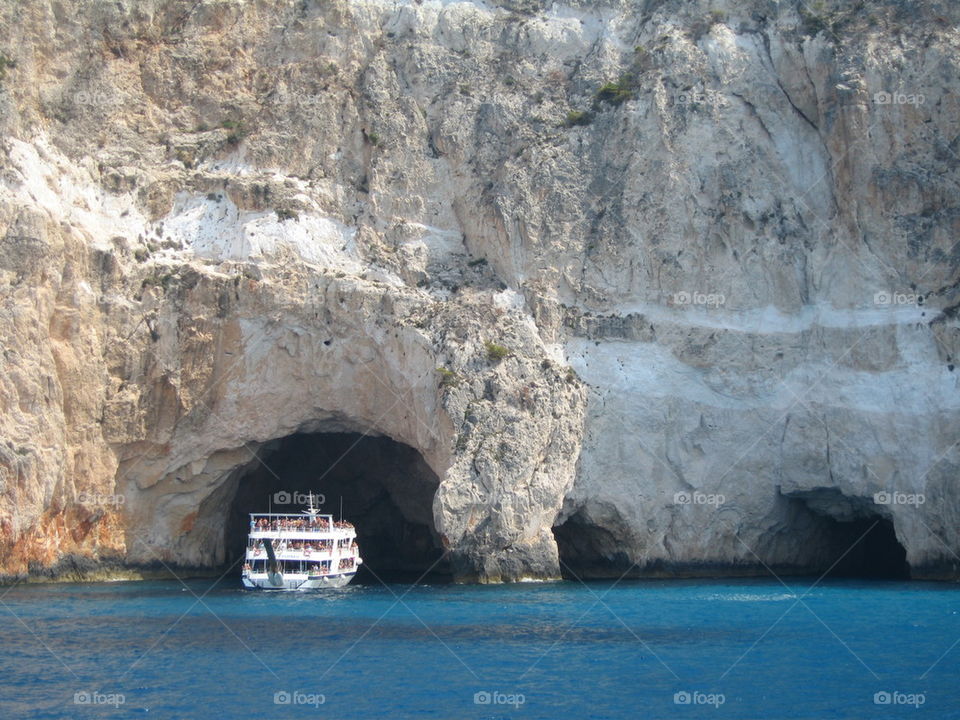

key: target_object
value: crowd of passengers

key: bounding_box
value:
[249,538,357,552]
[251,517,355,532]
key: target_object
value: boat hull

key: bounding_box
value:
[242,572,356,590]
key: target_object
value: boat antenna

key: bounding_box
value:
[339,495,343,523]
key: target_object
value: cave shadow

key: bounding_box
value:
[552,497,910,581]
[783,493,911,580]
[552,511,635,580]
[814,515,909,579]
[219,432,451,584]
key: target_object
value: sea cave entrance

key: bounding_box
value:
[552,507,635,580]
[551,494,910,581]
[785,492,910,580]
[215,432,450,583]
[809,514,909,579]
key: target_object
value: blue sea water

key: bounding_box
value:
[0,576,957,719]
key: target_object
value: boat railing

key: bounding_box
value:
[247,540,358,553]
[246,548,357,558]
[248,525,354,535]
[245,555,356,574]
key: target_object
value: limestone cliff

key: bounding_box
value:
[0,0,957,582]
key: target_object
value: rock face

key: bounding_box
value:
[0,0,957,582]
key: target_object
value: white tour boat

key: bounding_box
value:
[241,493,362,590]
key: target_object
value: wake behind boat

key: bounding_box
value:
[241,492,362,590]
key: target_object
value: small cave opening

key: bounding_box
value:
[784,493,910,580]
[217,432,450,583]
[814,515,909,579]
[552,509,634,580]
